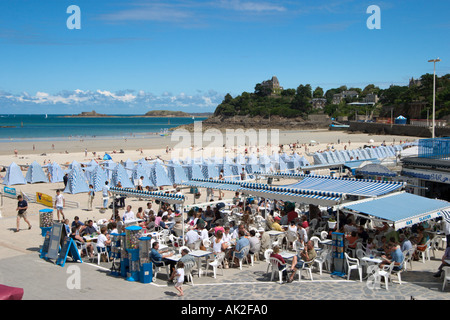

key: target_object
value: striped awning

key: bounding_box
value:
[340,191,450,230]
[109,187,185,204]
[281,175,405,198]
[237,187,342,206]
[182,178,242,192]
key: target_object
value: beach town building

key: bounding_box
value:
[311,98,327,110]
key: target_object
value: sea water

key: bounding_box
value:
[0,114,205,142]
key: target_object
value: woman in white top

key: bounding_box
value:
[96,226,111,254]
[288,221,298,233]
[212,230,228,254]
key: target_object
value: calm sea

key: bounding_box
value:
[0,114,206,142]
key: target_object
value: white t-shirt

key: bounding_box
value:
[176,268,184,284]
[298,228,308,243]
[212,238,224,253]
[55,194,64,207]
[97,234,108,247]
[123,210,135,221]
[185,230,200,245]
[102,185,110,197]
[199,228,209,241]
[222,232,232,243]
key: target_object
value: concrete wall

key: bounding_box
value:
[348,122,450,138]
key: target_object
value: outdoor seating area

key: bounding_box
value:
[71,186,450,292]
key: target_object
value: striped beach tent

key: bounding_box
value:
[2,162,27,186]
[64,165,90,194]
[201,163,219,179]
[48,162,64,183]
[25,161,49,184]
[167,163,188,184]
[132,165,154,188]
[150,162,172,187]
[90,165,108,191]
[124,159,135,178]
[111,163,134,188]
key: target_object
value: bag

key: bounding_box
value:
[417,244,427,252]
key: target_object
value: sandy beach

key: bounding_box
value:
[0,129,421,225]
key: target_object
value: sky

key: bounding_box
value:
[0,0,449,114]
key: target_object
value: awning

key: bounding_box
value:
[109,187,185,204]
[340,191,450,230]
[237,187,342,206]
[182,179,242,192]
[278,175,405,198]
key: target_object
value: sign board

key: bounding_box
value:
[401,168,450,185]
[56,237,82,267]
[36,192,53,207]
[45,222,64,260]
[3,186,16,197]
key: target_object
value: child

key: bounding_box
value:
[173,261,185,297]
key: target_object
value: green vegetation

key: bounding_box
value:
[214,83,314,119]
[213,73,450,120]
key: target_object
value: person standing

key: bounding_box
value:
[15,195,31,232]
[55,189,65,221]
[87,184,95,211]
[102,181,111,209]
[63,173,69,188]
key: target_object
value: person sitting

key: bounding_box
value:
[71,216,84,228]
[287,240,317,283]
[185,226,201,250]
[150,241,176,278]
[346,231,359,249]
[122,205,135,222]
[248,229,261,257]
[96,226,112,256]
[380,242,404,271]
[433,245,450,277]
[232,230,250,267]
[71,223,93,258]
[269,245,288,281]
[222,226,232,244]
[144,216,157,232]
[271,216,283,231]
[212,230,228,255]
[82,220,97,236]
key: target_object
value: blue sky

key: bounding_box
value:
[0,0,449,114]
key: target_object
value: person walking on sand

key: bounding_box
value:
[88,184,95,211]
[55,189,65,221]
[15,195,31,232]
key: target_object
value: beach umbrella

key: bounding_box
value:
[2,162,26,186]
[103,153,112,160]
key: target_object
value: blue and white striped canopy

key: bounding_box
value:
[280,175,405,197]
[109,187,185,204]
[341,192,450,230]
[182,179,241,192]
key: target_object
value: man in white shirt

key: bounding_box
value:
[102,181,111,209]
[123,205,135,222]
[55,189,65,221]
[298,224,308,245]
[185,226,201,249]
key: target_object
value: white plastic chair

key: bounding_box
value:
[418,239,432,263]
[183,260,196,286]
[442,266,450,292]
[297,259,315,281]
[344,252,362,282]
[92,245,109,265]
[391,254,406,285]
[203,238,212,250]
[314,249,329,275]
[309,236,321,250]
[151,258,170,281]
[206,252,225,279]
[232,245,250,270]
[269,257,287,284]
[249,243,261,266]
[264,249,273,273]
[377,262,395,290]
[320,231,328,241]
